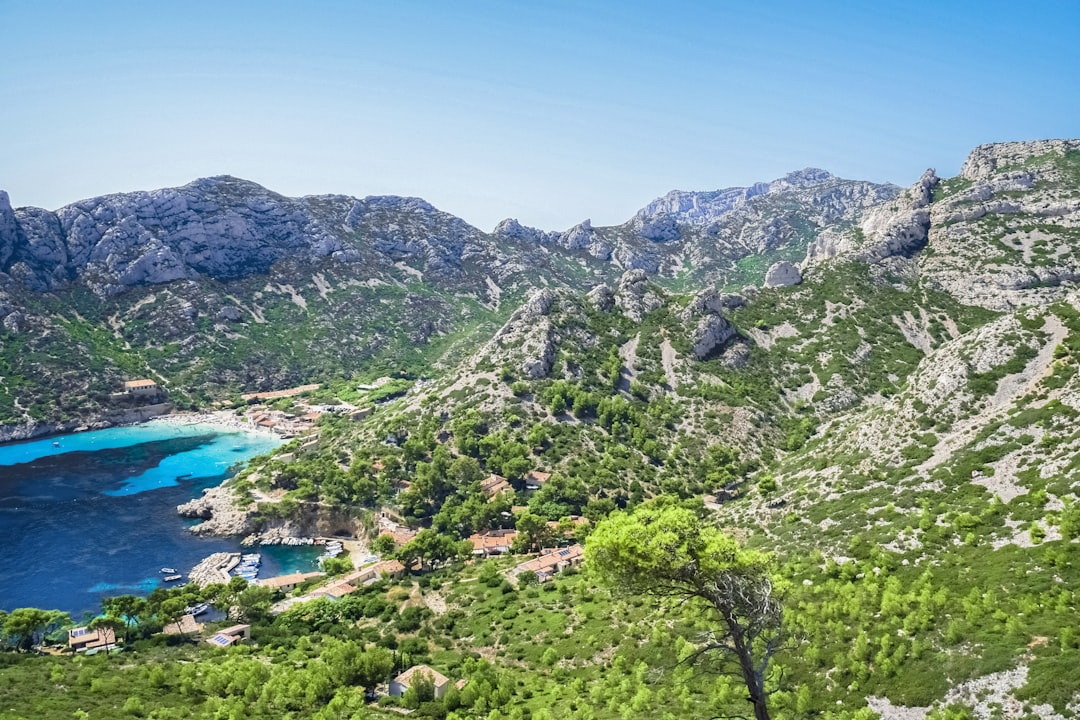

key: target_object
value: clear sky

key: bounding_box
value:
[2,1,1078,231]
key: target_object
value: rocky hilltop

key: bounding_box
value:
[0,140,1077,437]
[0,166,901,433]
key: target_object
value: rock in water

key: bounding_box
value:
[764,261,802,288]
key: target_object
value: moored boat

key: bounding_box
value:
[160,567,178,574]
[185,602,210,616]
[163,574,183,582]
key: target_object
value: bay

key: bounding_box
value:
[0,421,321,619]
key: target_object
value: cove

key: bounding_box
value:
[0,421,319,618]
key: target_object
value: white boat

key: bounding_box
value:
[160,567,177,574]
[163,574,183,582]
[185,602,210,616]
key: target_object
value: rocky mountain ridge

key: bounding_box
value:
[1,139,1077,438]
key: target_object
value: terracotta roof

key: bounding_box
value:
[514,544,585,575]
[469,531,518,553]
[372,559,405,575]
[481,474,510,495]
[319,582,357,598]
[258,571,325,588]
[162,614,203,635]
[395,665,450,689]
[124,379,158,388]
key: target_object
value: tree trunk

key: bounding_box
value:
[730,620,771,720]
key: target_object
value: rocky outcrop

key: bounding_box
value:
[0,403,172,444]
[805,169,937,267]
[587,283,615,312]
[960,139,1080,182]
[480,288,558,379]
[0,191,19,268]
[0,177,489,297]
[689,314,737,360]
[492,218,558,245]
[614,269,664,322]
[764,261,802,288]
[920,140,1080,310]
[178,484,256,537]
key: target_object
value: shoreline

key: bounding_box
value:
[142,409,282,438]
[0,407,283,448]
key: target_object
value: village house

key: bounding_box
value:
[390,665,452,700]
[110,379,164,403]
[68,626,116,653]
[545,515,590,536]
[161,614,203,636]
[313,560,406,601]
[510,544,585,583]
[205,624,251,648]
[124,379,161,398]
[480,473,512,500]
[525,470,552,490]
[257,571,325,593]
[314,581,358,600]
[378,517,417,547]
[469,529,518,557]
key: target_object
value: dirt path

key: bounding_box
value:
[618,334,640,390]
[660,337,679,389]
[917,315,1066,474]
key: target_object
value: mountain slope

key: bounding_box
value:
[0,169,896,435]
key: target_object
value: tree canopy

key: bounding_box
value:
[586,499,783,720]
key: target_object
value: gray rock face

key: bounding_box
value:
[481,288,558,379]
[690,314,737,360]
[216,306,244,323]
[587,283,615,312]
[682,289,728,319]
[614,269,664,322]
[0,177,488,296]
[0,191,18,268]
[492,218,558,245]
[764,261,802,288]
[636,168,840,228]
[805,169,938,266]
[960,139,1080,182]
[636,214,680,242]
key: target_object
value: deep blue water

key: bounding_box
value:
[0,422,322,619]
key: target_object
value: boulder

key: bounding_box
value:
[587,284,615,312]
[764,261,802,288]
[690,314,737,360]
[614,269,665,322]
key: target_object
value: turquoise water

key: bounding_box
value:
[0,421,321,618]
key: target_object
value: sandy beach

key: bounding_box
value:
[143,409,279,437]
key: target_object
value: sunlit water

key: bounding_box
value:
[0,422,322,618]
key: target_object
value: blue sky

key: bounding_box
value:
[2,1,1078,230]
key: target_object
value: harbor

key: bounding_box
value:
[0,420,286,616]
[185,537,367,588]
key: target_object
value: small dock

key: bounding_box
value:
[188,552,242,587]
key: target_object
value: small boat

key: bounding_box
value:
[163,574,183,582]
[185,602,210,616]
[160,567,177,574]
[52,441,60,448]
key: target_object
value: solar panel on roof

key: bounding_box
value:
[209,635,231,646]
[71,628,89,637]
